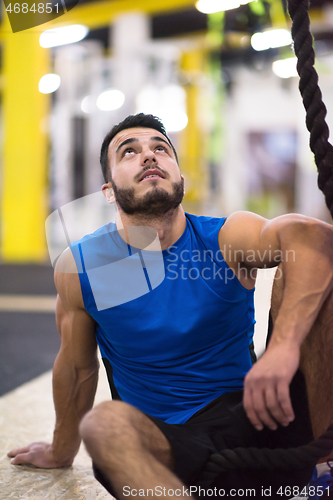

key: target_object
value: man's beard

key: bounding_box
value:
[110,178,184,218]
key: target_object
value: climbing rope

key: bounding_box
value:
[197,422,333,486]
[288,0,333,217]
[196,0,333,485]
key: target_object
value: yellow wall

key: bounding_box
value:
[1,28,50,261]
[180,49,208,212]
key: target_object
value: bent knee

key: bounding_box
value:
[79,400,140,444]
[80,401,173,468]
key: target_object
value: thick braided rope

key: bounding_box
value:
[196,422,333,487]
[287,0,333,217]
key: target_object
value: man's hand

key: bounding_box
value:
[7,442,73,468]
[243,341,300,431]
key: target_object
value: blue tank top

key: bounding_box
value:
[70,213,255,424]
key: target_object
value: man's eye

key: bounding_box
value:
[123,148,134,155]
[155,146,166,152]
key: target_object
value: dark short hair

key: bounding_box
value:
[100,113,179,183]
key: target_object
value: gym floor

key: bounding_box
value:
[0,264,274,499]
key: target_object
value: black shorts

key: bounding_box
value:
[148,369,315,499]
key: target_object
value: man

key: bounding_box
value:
[8,114,333,499]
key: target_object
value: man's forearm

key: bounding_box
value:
[271,220,333,347]
[51,352,99,465]
[237,215,333,430]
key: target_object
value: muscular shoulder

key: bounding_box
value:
[218,211,266,247]
[54,248,97,366]
[54,247,85,312]
[220,211,332,242]
[218,211,332,264]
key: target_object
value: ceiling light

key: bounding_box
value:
[251,29,292,51]
[196,0,250,14]
[272,57,298,78]
[136,84,188,133]
[40,25,89,48]
[97,89,125,111]
[39,74,61,94]
[162,111,188,133]
[161,84,186,105]
[81,95,95,114]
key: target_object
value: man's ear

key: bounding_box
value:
[181,175,185,196]
[102,182,115,204]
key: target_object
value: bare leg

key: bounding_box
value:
[79,400,193,499]
[270,266,333,459]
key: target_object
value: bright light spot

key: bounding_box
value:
[251,29,292,51]
[163,111,189,133]
[196,0,250,13]
[136,85,160,112]
[161,84,187,105]
[272,58,298,79]
[39,74,61,94]
[40,25,89,48]
[97,89,125,111]
[136,84,188,133]
[81,95,95,114]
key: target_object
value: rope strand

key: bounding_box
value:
[197,422,333,487]
[287,0,333,216]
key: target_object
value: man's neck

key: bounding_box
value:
[115,206,187,251]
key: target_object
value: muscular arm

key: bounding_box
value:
[219,212,333,430]
[51,282,99,465]
[8,250,99,467]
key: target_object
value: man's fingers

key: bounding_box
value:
[7,441,70,469]
[7,446,31,457]
[261,386,280,430]
[264,383,295,428]
[244,385,266,431]
[9,452,33,465]
[243,379,264,430]
[251,386,279,430]
[276,382,295,424]
[245,381,295,431]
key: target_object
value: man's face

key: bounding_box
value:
[104,127,184,217]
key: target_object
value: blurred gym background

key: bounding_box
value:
[0,0,333,396]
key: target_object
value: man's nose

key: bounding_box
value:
[141,148,156,164]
